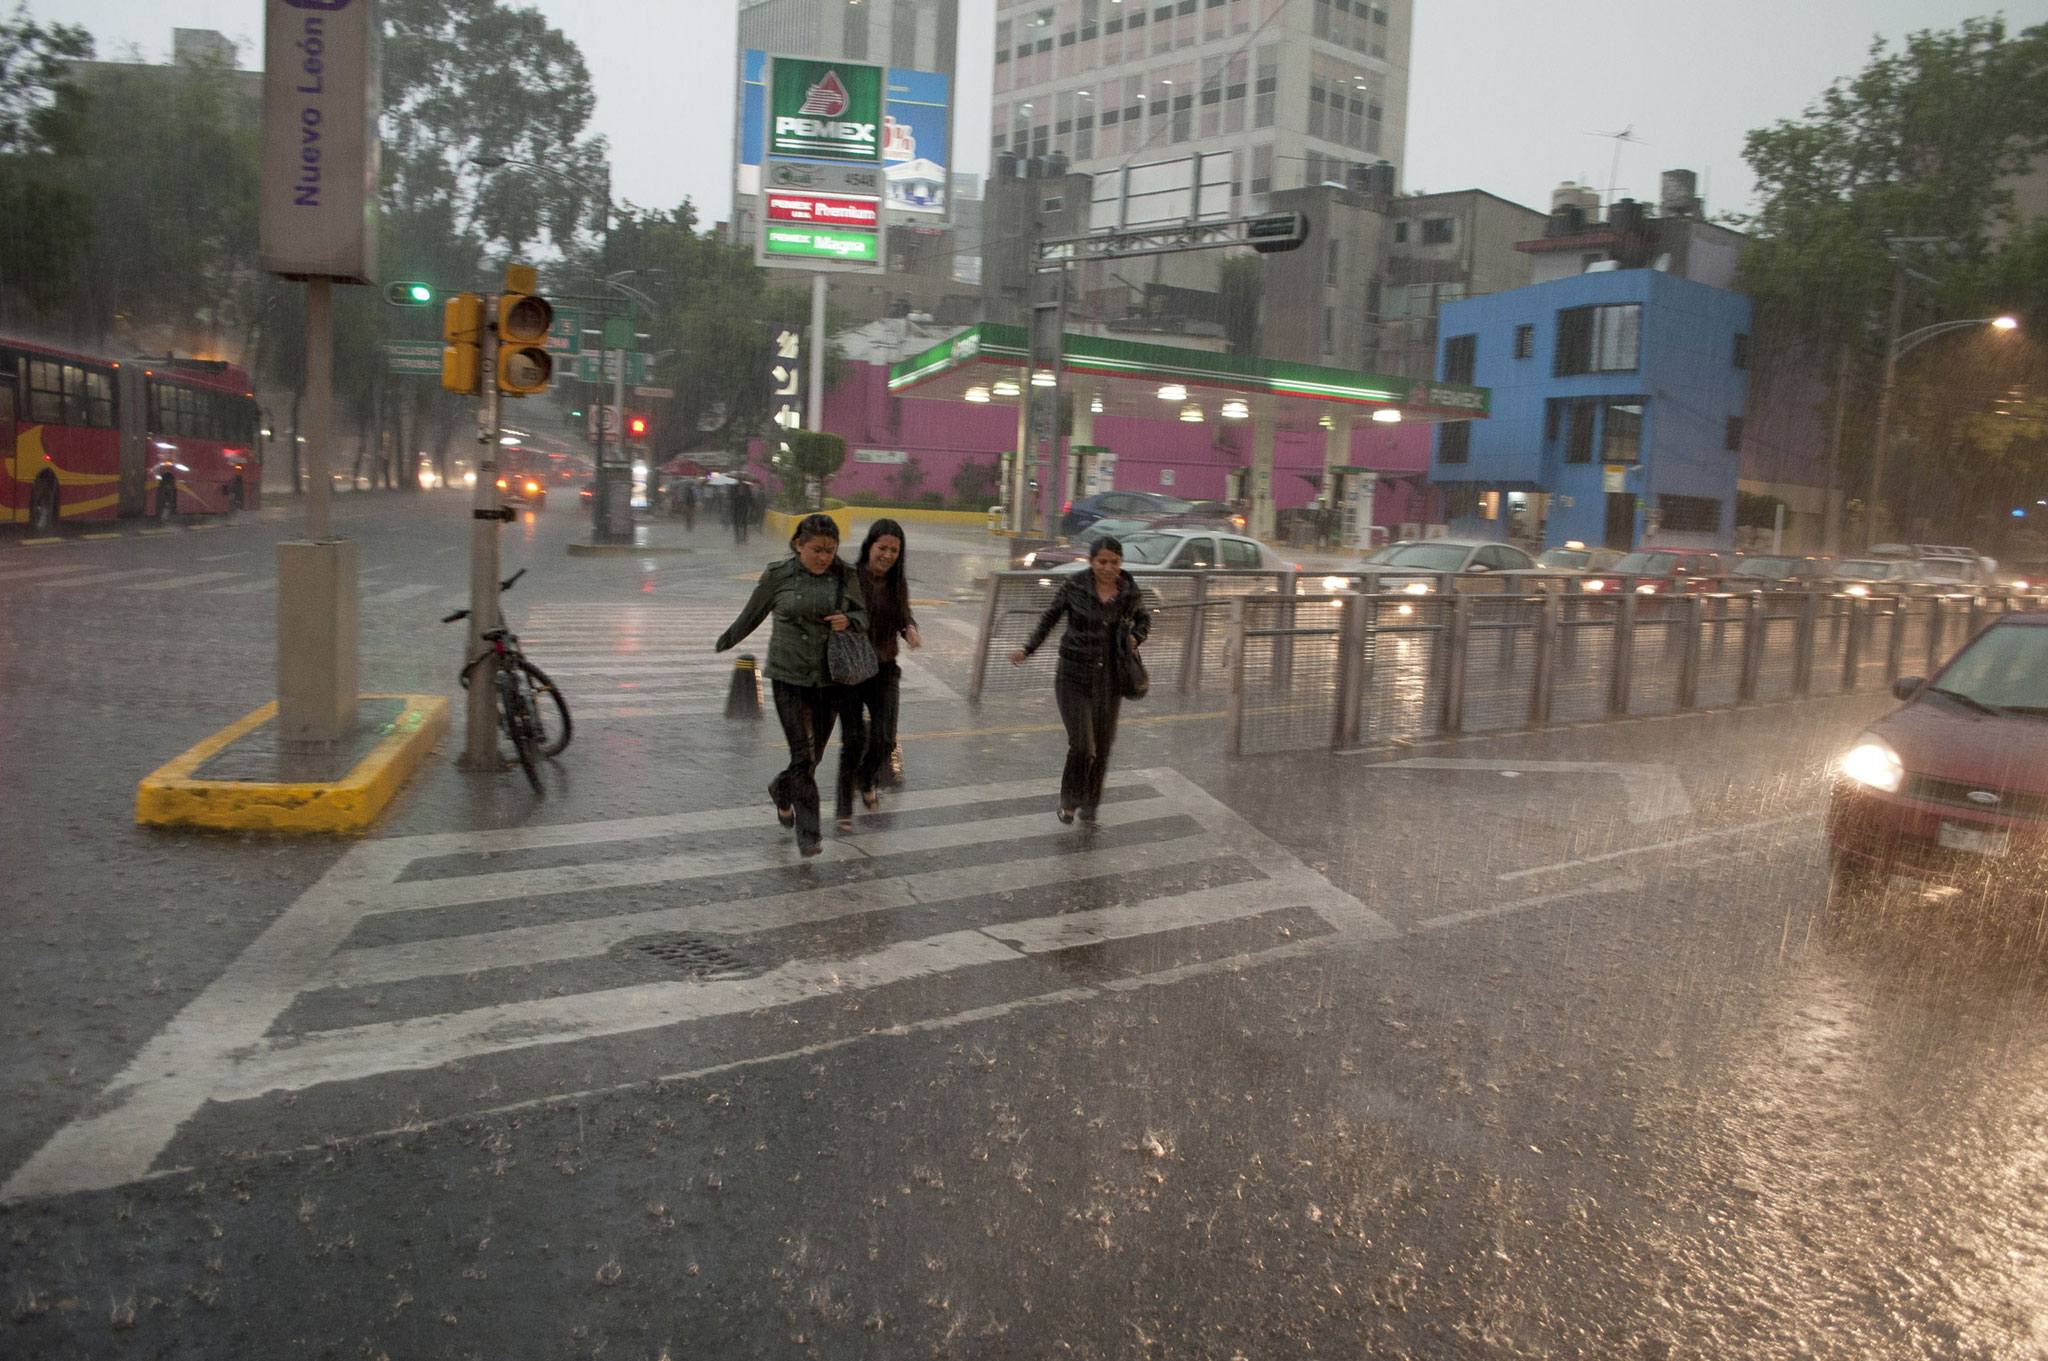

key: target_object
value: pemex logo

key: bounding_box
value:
[798,70,850,118]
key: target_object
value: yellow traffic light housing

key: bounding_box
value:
[496,262,553,397]
[441,291,483,395]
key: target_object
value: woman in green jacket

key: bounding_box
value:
[715,513,870,856]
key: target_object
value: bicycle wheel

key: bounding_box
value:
[519,658,573,757]
[497,670,544,795]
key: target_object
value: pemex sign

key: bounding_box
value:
[768,58,883,164]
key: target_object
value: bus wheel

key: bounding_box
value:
[154,479,176,524]
[28,475,59,535]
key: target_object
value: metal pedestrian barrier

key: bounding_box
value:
[967,570,2040,758]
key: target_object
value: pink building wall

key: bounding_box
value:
[750,360,1442,527]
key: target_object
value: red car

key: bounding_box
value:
[1828,612,2048,909]
[1578,547,1725,596]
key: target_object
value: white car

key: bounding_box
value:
[1047,527,1296,574]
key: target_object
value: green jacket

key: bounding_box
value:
[715,556,870,688]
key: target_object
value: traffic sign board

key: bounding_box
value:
[574,351,651,384]
[765,225,879,263]
[633,385,675,399]
[382,339,443,375]
[546,309,582,355]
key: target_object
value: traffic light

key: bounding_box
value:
[385,280,434,306]
[1247,211,1310,254]
[626,413,649,443]
[495,262,553,397]
[441,292,483,395]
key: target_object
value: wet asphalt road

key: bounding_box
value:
[2,492,2046,1359]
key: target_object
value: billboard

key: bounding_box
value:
[768,58,883,164]
[259,0,380,282]
[738,50,950,218]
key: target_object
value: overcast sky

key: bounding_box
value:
[52,0,2025,224]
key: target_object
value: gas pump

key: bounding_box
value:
[1326,466,1375,552]
[1066,445,1114,505]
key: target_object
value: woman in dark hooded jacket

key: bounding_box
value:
[1009,536,1150,823]
[850,518,921,804]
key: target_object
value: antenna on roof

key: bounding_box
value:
[1585,125,1644,207]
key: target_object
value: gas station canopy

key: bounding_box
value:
[888,323,1491,427]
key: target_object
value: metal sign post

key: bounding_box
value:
[460,308,507,769]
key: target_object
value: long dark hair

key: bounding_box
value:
[857,518,912,620]
[790,512,840,552]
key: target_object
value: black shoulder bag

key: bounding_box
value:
[1111,590,1149,701]
[827,570,880,686]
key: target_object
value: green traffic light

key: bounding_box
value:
[385,280,434,306]
[409,283,432,304]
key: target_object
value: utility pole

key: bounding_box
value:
[1823,340,1849,557]
[1863,263,1908,551]
[807,274,827,434]
[460,307,505,770]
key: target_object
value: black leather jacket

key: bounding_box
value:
[1021,570,1151,674]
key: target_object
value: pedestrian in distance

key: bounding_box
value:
[1009,537,1150,823]
[715,512,869,856]
[729,479,752,545]
[682,479,699,532]
[850,518,922,805]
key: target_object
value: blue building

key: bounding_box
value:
[1429,269,1751,552]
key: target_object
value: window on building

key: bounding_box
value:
[1082,0,1100,38]
[1731,333,1750,370]
[1325,238,1340,285]
[1223,52,1247,133]
[1725,415,1744,451]
[1075,88,1095,159]
[1513,324,1534,359]
[1438,423,1471,464]
[1421,217,1454,245]
[1441,482,1480,517]
[893,0,918,66]
[1443,333,1476,384]
[1250,143,1273,196]
[1392,219,1408,244]
[1554,303,1641,375]
[843,0,869,58]
[1254,44,1277,127]
[995,18,1011,60]
[1543,398,1562,441]
[1565,400,1596,463]
[1323,306,1335,353]
[1602,403,1643,464]
[1659,494,1721,534]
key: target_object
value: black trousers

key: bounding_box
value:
[851,660,902,791]
[770,679,864,841]
[731,510,750,544]
[1054,662,1121,812]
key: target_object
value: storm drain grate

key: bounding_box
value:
[635,934,749,978]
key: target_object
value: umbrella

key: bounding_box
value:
[661,457,709,477]
[706,473,738,486]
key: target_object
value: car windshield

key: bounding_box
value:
[1921,558,1973,578]
[1143,495,1194,514]
[1612,552,1678,574]
[1835,560,1893,580]
[1116,532,1181,565]
[1539,549,1591,569]
[1365,542,1470,571]
[1934,625,2048,714]
[1080,519,1145,543]
[1736,556,1796,576]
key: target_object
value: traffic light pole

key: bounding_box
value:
[460,305,506,770]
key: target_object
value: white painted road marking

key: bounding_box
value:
[1497,812,1818,882]
[1379,758,1694,824]
[363,583,441,605]
[123,571,244,591]
[2,768,1382,1202]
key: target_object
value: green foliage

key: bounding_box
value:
[1737,17,2048,544]
[951,458,1002,508]
[887,456,925,503]
[0,4,91,327]
[1735,490,1788,529]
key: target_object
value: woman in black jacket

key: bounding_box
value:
[1009,536,1151,823]
[851,519,921,805]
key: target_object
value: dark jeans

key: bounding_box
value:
[731,512,750,544]
[1054,662,1121,812]
[770,679,864,842]
[852,660,902,792]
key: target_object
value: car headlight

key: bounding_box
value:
[1635,582,1659,594]
[1402,580,1431,595]
[1323,575,1348,592]
[1582,578,1606,592]
[1022,551,1037,566]
[1839,738,1904,794]
[1844,584,1868,596]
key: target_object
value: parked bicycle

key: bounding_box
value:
[443,568,572,794]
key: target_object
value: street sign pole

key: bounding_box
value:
[460,304,505,770]
[807,273,827,432]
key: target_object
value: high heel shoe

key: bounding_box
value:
[835,816,855,834]
[1056,807,1075,824]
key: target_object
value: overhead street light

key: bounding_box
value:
[1864,311,2022,549]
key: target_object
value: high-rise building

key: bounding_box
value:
[991,0,1411,214]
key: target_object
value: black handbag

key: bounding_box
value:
[1112,618,1149,700]
[827,574,880,686]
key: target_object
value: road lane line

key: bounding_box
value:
[364,583,440,605]
[202,577,274,594]
[1496,812,1819,882]
[1413,875,1643,931]
[35,568,174,588]
[0,563,97,582]
[1379,758,1692,823]
[123,571,244,591]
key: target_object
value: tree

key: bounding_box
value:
[1736,17,2048,542]
[776,429,846,510]
[0,4,92,328]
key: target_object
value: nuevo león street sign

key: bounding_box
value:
[382,340,444,375]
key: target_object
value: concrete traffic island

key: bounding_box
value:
[135,694,449,834]
[565,525,699,557]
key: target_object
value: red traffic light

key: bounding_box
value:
[627,414,649,439]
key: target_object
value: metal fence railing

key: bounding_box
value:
[966,570,2040,758]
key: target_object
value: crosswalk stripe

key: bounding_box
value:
[0,768,1384,1202]
[123,571,243,591]
[318,830,1227,988]
[365,583,440,605]
[203,577,274,594]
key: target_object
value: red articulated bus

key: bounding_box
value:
[1,337,262,534]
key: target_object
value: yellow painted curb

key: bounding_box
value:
[136,694,450,835]
[20,536,62,546]
[762,506,853,543]
[842,507,995,528]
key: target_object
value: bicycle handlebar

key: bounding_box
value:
[442,608,469,624]
[501,568,526,592]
